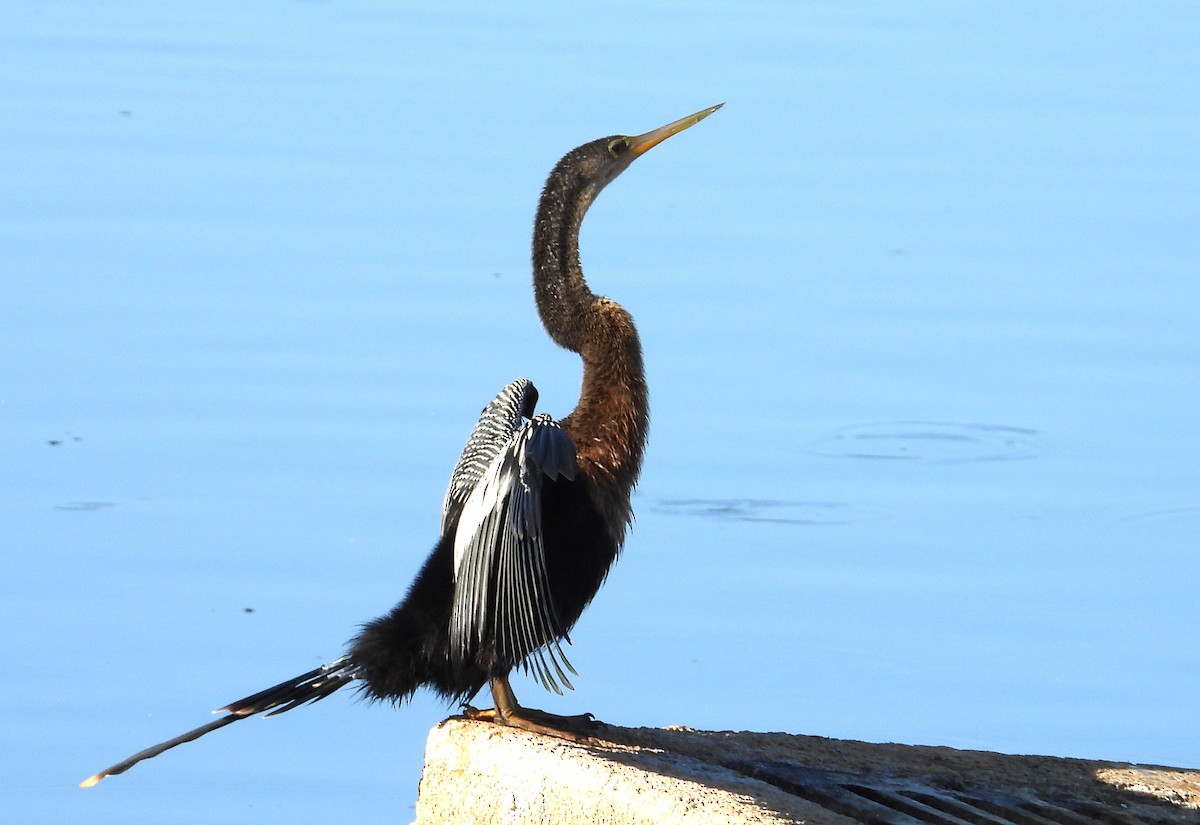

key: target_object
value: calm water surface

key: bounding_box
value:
[4,3,1198,823]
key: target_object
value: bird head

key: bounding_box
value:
[559,103,724,206]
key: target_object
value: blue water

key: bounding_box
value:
[4,3,1198,823]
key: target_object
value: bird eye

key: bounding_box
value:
[607,138,629,158]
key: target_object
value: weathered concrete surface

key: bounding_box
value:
[415,718,1198,824]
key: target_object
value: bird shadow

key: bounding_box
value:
[576,724,1196,824]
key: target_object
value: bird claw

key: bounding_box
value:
[459,704,498,722]
[457,704,602,741]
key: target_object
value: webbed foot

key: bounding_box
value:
[460,677,603,742]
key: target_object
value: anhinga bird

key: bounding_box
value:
[82,103,721,787]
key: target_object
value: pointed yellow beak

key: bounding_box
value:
[628,103,723,157]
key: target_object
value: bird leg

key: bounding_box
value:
[462,676,600,741]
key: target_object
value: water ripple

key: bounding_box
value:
[54,501,117,512]
[808,421,1039,464]
[651,498,884,525]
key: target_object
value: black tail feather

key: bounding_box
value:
[221,657,357,717]
[80,658,358,787]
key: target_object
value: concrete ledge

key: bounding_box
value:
[415,718,1198,824]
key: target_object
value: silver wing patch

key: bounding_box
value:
[448,401,579,694]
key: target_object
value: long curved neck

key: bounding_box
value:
[532,161,597,353]
[531,159,648,514]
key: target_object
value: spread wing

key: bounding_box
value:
[444,381,579,694]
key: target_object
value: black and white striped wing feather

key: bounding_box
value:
[447,393,578,694]
[441,379,538,539]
